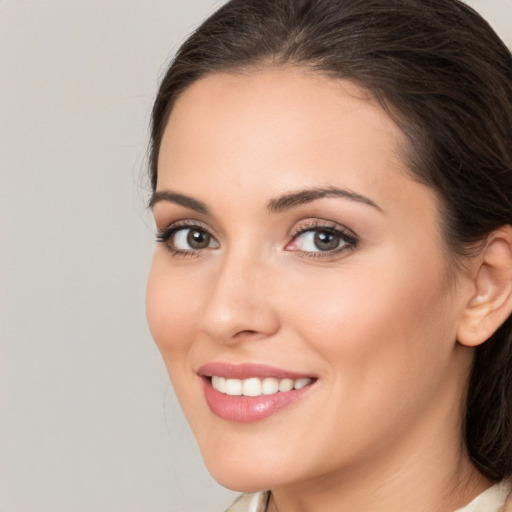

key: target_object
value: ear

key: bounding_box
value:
[457,226,512,347]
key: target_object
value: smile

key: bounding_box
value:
[199,363,317,423]
[210,376,314,396]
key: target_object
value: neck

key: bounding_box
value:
[268,443,490,512]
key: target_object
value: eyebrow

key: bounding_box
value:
[266,186,382,213]
[149,190,209,214]
[149,186,381,215]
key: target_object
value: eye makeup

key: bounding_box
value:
[285,219,359,259]
[155,216,359,261]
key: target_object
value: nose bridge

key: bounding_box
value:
[200,248,279,343]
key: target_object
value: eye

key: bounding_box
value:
[174,227,215,250]
[296,230,342,251]
[156,222,219,255]
[286,223,358,256]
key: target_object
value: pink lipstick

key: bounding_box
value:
[198,363,316,423]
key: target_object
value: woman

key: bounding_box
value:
[146,1,512,510]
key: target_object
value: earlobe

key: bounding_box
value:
[457,226,512,347]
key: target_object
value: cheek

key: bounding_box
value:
[281,250,457,394]
[263,257,460,472]
[146,259,201,361]
[146,260,207,426]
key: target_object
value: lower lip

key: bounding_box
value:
[202,378,314,423]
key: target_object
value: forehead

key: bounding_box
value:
[157,67,434,221]
[162,67,403,163]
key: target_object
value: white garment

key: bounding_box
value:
[226,480,512,512]
[455,479,512,512]
[225,492,269,512]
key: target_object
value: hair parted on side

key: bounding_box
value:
[149,0,512,481]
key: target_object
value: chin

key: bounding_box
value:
[197,431,319,494]
[205,459,279,493]
[193,431,286,493]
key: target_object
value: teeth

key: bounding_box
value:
[294,378,311,390]
[211,376,226,393]
[243,377,262,397]
[211,376,313,396]
[278,378,294,392]
[225,378,242,396]
[262,377,279,395]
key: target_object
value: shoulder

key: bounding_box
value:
[225,492,270,512]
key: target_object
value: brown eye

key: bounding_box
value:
[285,224,359,257]
[156,224,219,254]
[186,229,212,249]
[292,229,345,252]
[313,231,341,251]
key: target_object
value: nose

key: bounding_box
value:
[200,254,280,344]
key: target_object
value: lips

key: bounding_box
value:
[198,363,317,423]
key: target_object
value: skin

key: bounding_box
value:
[146,68,492,512]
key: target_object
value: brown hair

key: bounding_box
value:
[149,0,512,481]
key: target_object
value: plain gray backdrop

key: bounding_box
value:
[1,1,511,511]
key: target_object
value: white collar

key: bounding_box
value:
[227,480,512,512]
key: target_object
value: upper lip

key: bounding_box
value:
[197,362,316,380]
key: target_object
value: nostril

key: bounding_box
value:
[233,329,264,340]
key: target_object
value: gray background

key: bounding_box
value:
[1,1,510,511]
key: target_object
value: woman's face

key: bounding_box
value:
[147,68,473,492]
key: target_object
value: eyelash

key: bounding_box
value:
[286,221,359,259]
[155,220,359,259]
[155,220,216,258]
